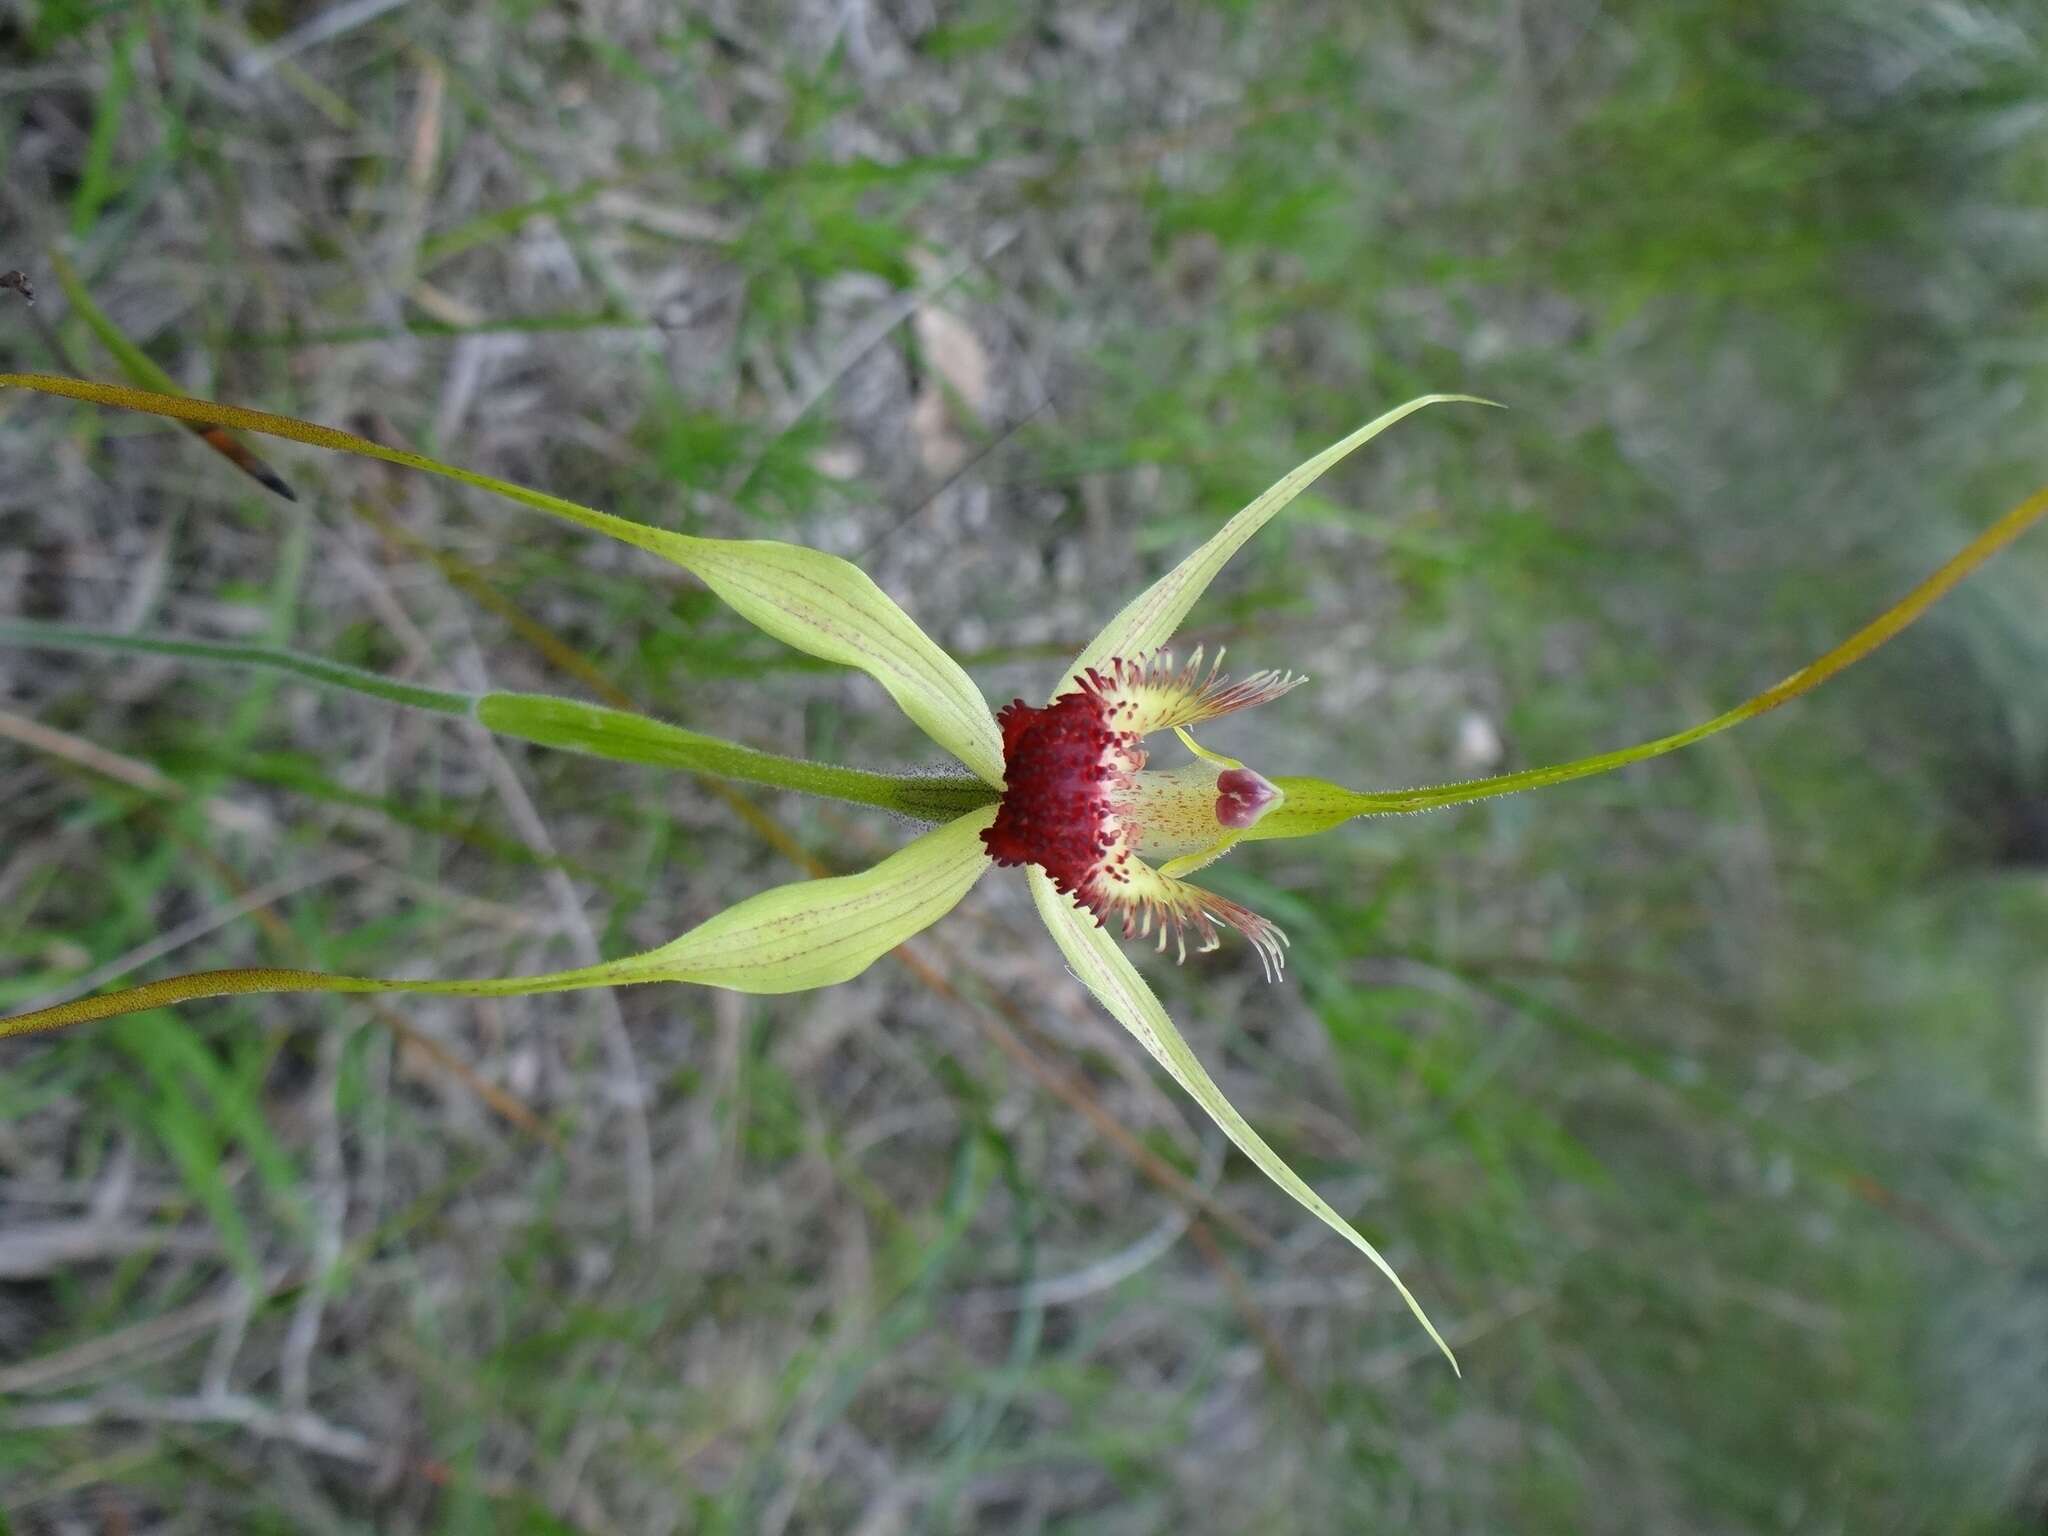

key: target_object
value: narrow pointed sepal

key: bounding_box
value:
[0,374,1007,785]
[627,803,997,992]
[0,808,999,1039]
[1237,482,2048,844]
[1026,867,1459,1374]
[1062,395,1497,689]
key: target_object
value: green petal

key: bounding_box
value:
[1,808,998,1039]
[1061,395,1496,690]
[0,374,1005,785]
[1025,867,1459,1374]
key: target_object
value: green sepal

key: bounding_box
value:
[1062,395,1496,692]
[0,373,1005,783]
[1025,866,1459,1374]
[1244,477,2048,841]
[477,692,998,821]
[2,807,999,1039]
[0,619,999,821]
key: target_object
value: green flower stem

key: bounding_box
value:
[0,621,997,822]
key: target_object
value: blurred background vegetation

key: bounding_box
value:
[2,1,2045,1530]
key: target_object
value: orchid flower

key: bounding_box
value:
[3,373,2044,1376]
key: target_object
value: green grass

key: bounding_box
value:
[3,1,2046,1531]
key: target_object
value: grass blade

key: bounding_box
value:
[45,248,298,501]
[0,620,472,715]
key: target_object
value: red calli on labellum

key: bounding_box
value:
[983,648,1297,975]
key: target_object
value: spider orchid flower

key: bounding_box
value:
[4,373,2044,1376]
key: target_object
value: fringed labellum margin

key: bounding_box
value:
[982,648,1295,976]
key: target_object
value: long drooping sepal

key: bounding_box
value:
[1026,867,1458,1373]
[475,695,998,822]
[616,803,996,991]
[0,374,1006,786]
[1,808,999,1040]
[1241,480,2048,842]
[1062,395,1497,691]
[0,621,1001,823]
